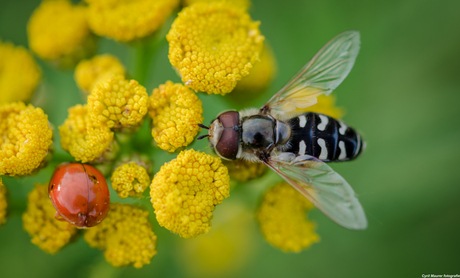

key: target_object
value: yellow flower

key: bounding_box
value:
[257,182,320,252]
[88,75,149,129]
[149,81,203,152]
[85,0,179,42]
[74,54,126,94]
[296,94,344,119]
[59,104,115,163]
[0,178,7,226]
[0,102,53,176]
[150,149,230,238]
[223,159,267,182]
[167,2,264,95]
[182,0,250,10]
[22,184,79,254]
[111,162,150,198]
[84,203,157,269]
[0,41,41,104]
[27,0,96,68]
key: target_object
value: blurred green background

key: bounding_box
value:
[1,0,460,277]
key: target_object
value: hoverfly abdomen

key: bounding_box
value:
[285,112,364,162]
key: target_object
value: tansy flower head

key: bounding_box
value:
[167,2,264,95]
[0,41,41,104]
[0,178,7,226]
[111,162,150,199]
[88,75,149,129]
[223,159,267,182]
[22,184,79,254]
[27,0,96,68]
[150,149,230,238]
[0,102,53,176]
[59,104,115,163]
[74,54,126,94]
[149,81,203,152]
[85,0,179,42]
[84,203,157,268]
[183,0,250,10]
[257,182,319,252]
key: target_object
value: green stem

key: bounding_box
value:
[134,41,150,85]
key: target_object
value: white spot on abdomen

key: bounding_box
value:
[317,115,329,131]
[354,134,361,157]
[317,138,328,160]
[339,121,347,135]
[299,140,306,155]
[299,115,307,128]
[338,141,347,160]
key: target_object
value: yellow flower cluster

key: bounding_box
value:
[183,0,250,10]
[27,0,96,67]
[150,149,230,238]
[22,184,79,254]
[85,0,179,42]
[0,41,41,104]
[223,159,267,182]
[0,178,7,226]
[88,75,149,129]
[149,81,203,152]
[167,2,264,95]
[297,95,344,119]
[0,102,53,176]
[84,203,157,268]
[257,182,319,252]
[111,162,150,198]
[59,104,115,163]
[74,54,126,94]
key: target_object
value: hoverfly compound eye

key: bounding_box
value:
[213,111,240,160]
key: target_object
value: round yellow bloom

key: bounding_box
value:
[27,0,96,67]
[167,2,264,95]
[150,149,230,238]
[257,182,320,252]
[183,0,250,10]
[74,54,126,94]
[223,159,267,182]
[0,178,7,226]
[85,0,179,42]
[0,41,41,104]
[0,102,53,176]
[59,104,115,163]
[111,162,150,198]
[88,75,149,129]
[22,184,79,254]
[149,81,203,152]
[84,203,157,269]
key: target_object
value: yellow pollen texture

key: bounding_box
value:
[0,41,41,104]
[111,162,150,199]
[84,203,158,269]
[183,0,250,10]
[85,0,179,42]
[59,104,114,163]
[257,182,320,252]
[74,54,126,93]
[167,2,264,95]
[0,102,53,176]
[150,149,230,238]
[22,184,79,254]
[149,81,203,152]
[0,178,7,226]
[88,75,149,129]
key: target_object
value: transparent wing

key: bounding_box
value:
[262,153,367,230]
[261,31,360,115]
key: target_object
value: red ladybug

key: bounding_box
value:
[49,163,110,228]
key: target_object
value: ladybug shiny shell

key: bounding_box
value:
[49,163,110,228]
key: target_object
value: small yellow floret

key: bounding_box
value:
[111,162,150,198]
[85,0,179,42]
[0,41,41,104]
[223,159,267,182]
[74,54,126,93]
[0,102,53,176]
[183,0,250,10]
[59,104,115,163]
[149,81,203,152]
[27,0,96,67]
[22,184,79,254]
[88,75,149,129]
[0,178,7,226]
[150,149,230,238]
[167,2,264,95]
[84,203,157,269]
[257,182,320,252]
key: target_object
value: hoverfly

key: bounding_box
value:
[198,31,367,230]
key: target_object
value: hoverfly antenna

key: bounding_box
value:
[198,123,209,129]
[197,134,209,140]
